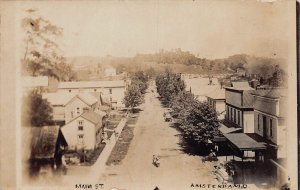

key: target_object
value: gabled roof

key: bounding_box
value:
[30,126,67,159]
[43,92,98,106]
[42,92,75,106]
[67,93,98,106]
[81,111,104,125]
[58,80,125,89]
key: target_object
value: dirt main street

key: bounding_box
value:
[99,82,217,190]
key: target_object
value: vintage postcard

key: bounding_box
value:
[0,1,298,190]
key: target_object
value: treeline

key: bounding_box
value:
[133,49,286,77]
[123,71,149,112]
[155,70,220,149]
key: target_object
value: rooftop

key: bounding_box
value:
[22,76,49,87]
[251,88,287,99]
[30,126,67,159]
[223,133,266,151]
[43,92,98,106]
[81,111,105,125]
[225,81,254,91]
[218,123,242,134]
[58,80,125,89]
[206,88,225,100]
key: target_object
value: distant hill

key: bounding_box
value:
[66,50,287,78]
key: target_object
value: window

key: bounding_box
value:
[231,108,233,121]
[238,111,240,125]
[94,89,97,92]
[69,90,72,92]
[109,88,112,94]
[227,106,229,119]
[78,134,84,139]
[77,107,80,114]
[78,126,83,131]
[234,109,236,123]
[270,119,273,137]
[78,120,84,126]
[257,114,260,130]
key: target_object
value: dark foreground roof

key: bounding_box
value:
[30,126,67,159]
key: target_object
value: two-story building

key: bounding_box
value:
[42,92,99,125]
[57,80,126,108]
[61,110,107,150]
[251,89,287,160]
[64,93,99,123]
[206,88,226,120]
[224,82,255,133]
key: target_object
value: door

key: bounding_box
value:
[262,115,267,137]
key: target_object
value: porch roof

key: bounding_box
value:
[223,133,267,151]
[219,124,242,134]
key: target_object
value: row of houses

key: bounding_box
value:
[41,80,126,150]
[23,77,127,172]
[205,81,288,186]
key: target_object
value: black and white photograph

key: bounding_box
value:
[0,1,298,190]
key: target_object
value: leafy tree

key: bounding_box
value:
[21,9,76,81]
[180,101,220,146]
[123,84,143,112]
[170,90,195,119]
[131,71,149,94]
[270,65,286,87]
[155,70,185,105]
[22,90,53,127]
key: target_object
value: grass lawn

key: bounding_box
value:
[105,112,139,166]
[80,143,106,166]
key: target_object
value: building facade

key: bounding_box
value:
[61,111,106,150]
[252,89,287,159]
[58,80,126,108]
[206,88,226,120]
[64,94,98,123]
[224,84,255,133]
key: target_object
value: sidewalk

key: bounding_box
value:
[88,116,128,180]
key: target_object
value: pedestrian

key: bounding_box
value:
[61,154,67,175]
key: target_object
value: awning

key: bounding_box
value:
[223,133,267,151]
[218,124,242,134]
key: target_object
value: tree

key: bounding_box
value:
[21,9,76,81]
[270,65,286,87]
[155,70,185,105]
[123,84,143,112]
[130,71,149,94]
[22,90,53,127]
[180,101,220,146]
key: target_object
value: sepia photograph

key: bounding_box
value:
[0,0,298,190]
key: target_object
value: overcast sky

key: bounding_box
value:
[17,0,295,59]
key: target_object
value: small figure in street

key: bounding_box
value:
[152,155,160,167]
[61,154,67,175]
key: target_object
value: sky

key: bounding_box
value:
[16,0,295,59]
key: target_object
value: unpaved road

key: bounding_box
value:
[99,83,216,190]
